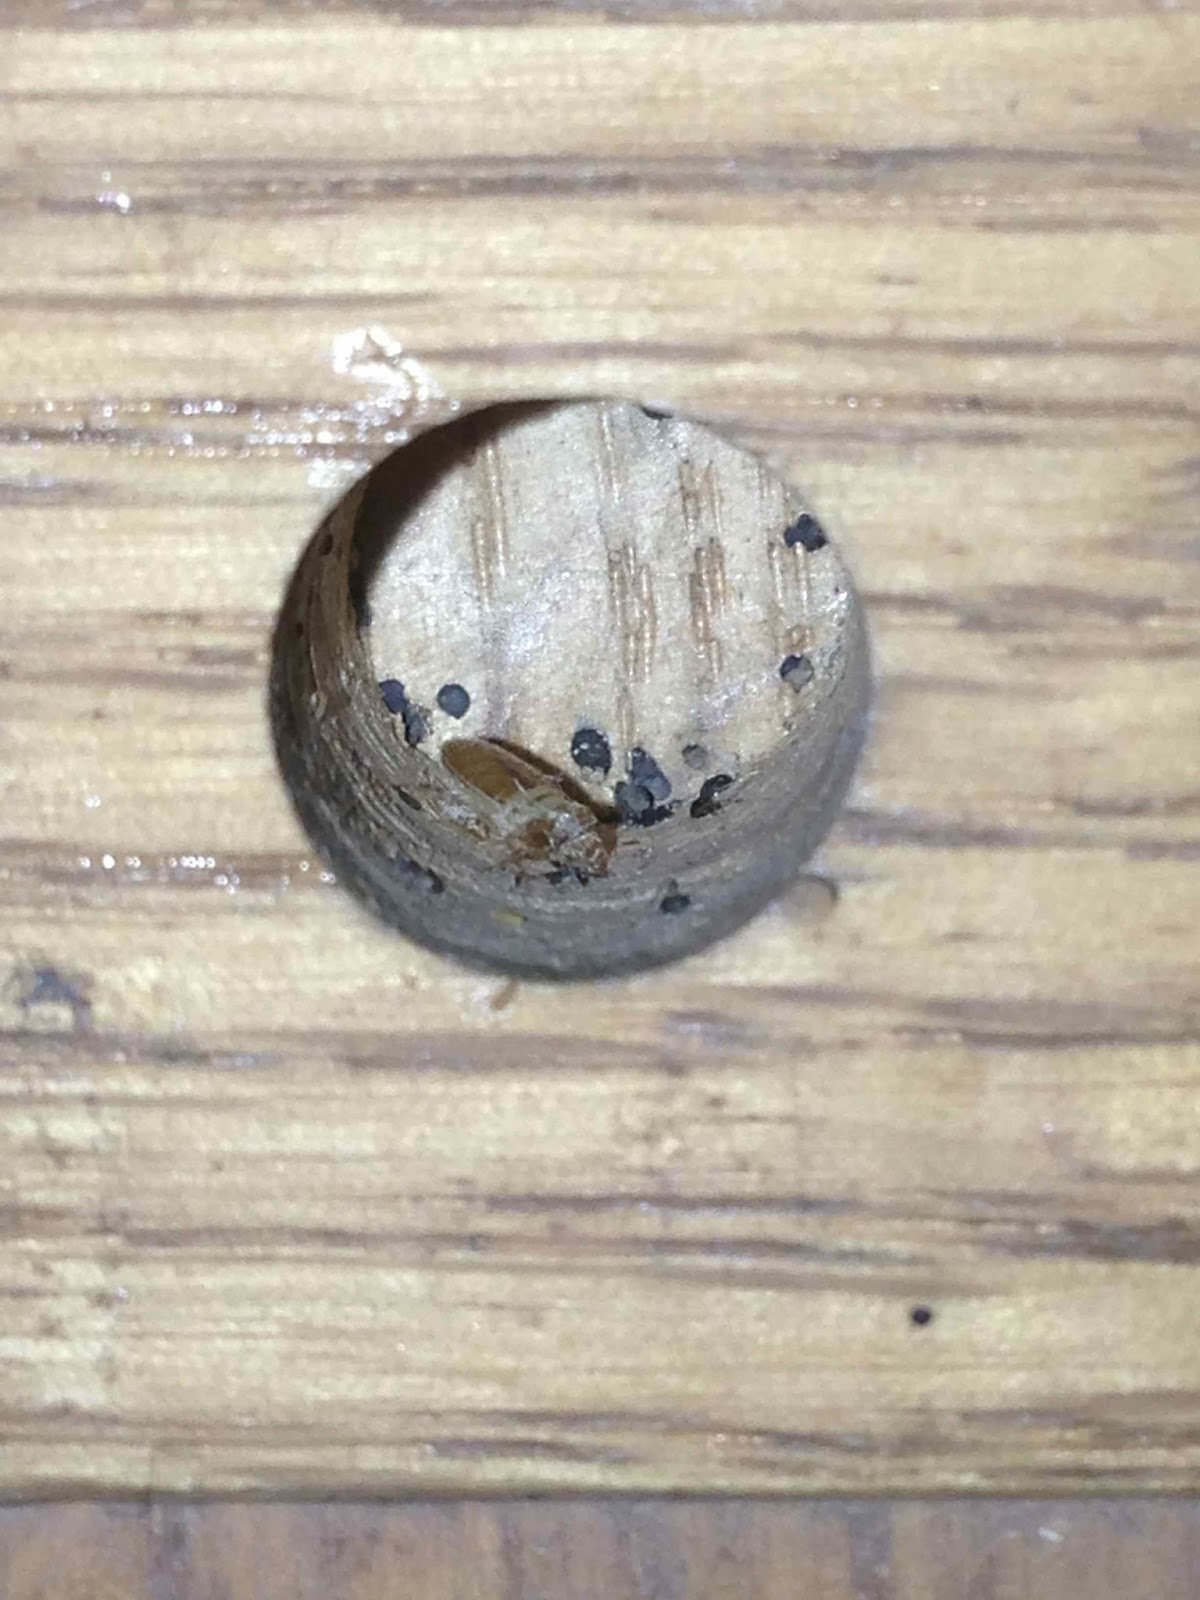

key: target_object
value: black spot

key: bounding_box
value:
[640,804,674,827]
[544,866,595,887]
[11,963,93,1031]
[394,787,422,812]
[379,678,407,715]
[401,704,429,747]
[320,531,334,556]
[293,620,304,638]
[19,966,86,1009]
[629,747,671,803]
[436,682,470,719]
[660,888,691,914]
[393,855,444,895]
[378,678,428,744]
[689,772,734,820]
[615,780,673,828]
[640,405,672,421]
[910,1305,934,1328]
[570,726,612,776]
[354,593,373,631]
[783,512,828,552]
[682,742,708,771]
[615,781,654,822]
[780,653,815,690]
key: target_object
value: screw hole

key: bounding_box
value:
[270,400,870,977]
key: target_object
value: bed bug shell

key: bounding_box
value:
[441,738,618,880]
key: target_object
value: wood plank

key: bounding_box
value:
[4,1501,1200,1599]
[1,3,1198,1494]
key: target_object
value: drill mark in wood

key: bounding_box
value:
[467,437,511,726]
[595,403,621,510]
[676,455,704,546]
[468,437,510,614]
[678,453,725,544]
[704,459,725,548]
[757,461,784,542]
[688,538,729,683]
[767,517,814,661]
[605,542,658,692]
[766,537,789,661]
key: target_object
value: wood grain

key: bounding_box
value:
[5,1500,1200,1599]
[1,0,1199,1494]
[362,400,842,787]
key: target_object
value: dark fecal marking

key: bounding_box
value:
[402,704,429,747]
[689,772,734,820]
[780,653,815,690]
[608,776,674,828]
[544,866,592,887]
[436,682,471,719]
[615,781,654,823]
[377,678,428,745]
[783,512,828,552]
[660,888,691,914]
[393,855,444,895]
[11,962,94,1031]
[395,786,422,812]
[682,742,707,771]
[910,1305,934,1328]
[570,725,612,776]
[379,678,407,715]
[629,747,672,803]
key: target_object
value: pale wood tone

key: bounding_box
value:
[365,400,846,785]
[0,2,1198,1495]
[4,1500,1200,1600]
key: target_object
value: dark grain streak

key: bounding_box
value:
[837,806,1200,862]
[11,148,1198,220]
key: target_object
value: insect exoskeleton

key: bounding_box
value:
[440,738,617,880]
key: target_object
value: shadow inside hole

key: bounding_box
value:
[347,401,560,634]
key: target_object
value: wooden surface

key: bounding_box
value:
[1,0,1199,1496]
[6,1500,1200,1600]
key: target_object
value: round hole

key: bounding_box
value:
[270,399,870,979]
